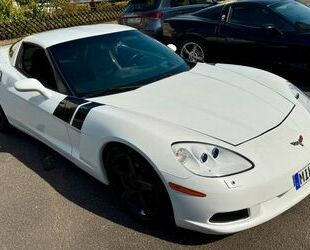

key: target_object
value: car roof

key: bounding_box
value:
[23,24,135,49]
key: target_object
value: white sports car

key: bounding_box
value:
[1,24,310,235]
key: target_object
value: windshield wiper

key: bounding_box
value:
[84,85,141,98]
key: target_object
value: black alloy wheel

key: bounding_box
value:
[104,145,174,225]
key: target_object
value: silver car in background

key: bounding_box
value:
[118,0,217,39]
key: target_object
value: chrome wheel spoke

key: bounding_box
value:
[183,46,191,55]
[181,41,205,63]
[195,55,204,62]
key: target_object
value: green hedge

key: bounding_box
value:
[0,1,127,40]
[0,0,127,22]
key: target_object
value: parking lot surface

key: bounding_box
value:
[1,27,310,247]
[1,103,310,249]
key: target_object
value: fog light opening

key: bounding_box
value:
[209,209,249,223]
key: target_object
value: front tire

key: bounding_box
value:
[0,106,10,132]
[104,144,174,225]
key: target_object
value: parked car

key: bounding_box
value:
[2,24,310,235]
[118,0,217,39]
[163,0,310,84]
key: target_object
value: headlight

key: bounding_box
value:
[288,83,310,113]
[172,143,254,177]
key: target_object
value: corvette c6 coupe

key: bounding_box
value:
[1,24,310,235]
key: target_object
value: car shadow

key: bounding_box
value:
[0,129,227,245]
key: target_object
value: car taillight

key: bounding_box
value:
[143,12,163,19]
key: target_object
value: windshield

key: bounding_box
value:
[124,0,160,12]
[49,30,188,97]
[270,1,310,30]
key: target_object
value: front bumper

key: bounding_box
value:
[162,104,310,234]
[172,179,310,235]
[164,159,310,235]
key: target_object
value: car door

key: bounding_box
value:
[218,3,294,67]
[0,42,72,156]
[188,5,226,62]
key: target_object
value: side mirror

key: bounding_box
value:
[14,78,52,99]
[167,44,177,52]
[262,24,283,36]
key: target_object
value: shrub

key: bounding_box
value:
[0,0,23,21]
[15,0,34,5]
[0,0,127,22]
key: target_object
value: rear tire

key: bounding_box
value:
[0,106,10,132]
[104,144,174,225]
[179,38,207,64]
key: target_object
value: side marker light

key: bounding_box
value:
[169,182,206,197]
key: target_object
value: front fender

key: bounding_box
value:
[78,105,227,184]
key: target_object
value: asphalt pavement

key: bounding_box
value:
[0,62,310,249]
[2,1,310,248]
[1,111,310,249]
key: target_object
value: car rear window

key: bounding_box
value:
[124,0,161,12]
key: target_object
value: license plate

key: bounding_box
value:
[293,164,310,190]
[126,18,142,24]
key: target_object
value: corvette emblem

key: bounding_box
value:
[291,135,304,146]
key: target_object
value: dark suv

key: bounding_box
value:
[118,0,217,39]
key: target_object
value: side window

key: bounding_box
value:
[230,6,288,29]
[195,6,224,21]
[171,0,190,7]
[17,43,57,91]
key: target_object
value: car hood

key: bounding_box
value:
[90,63,294,145]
